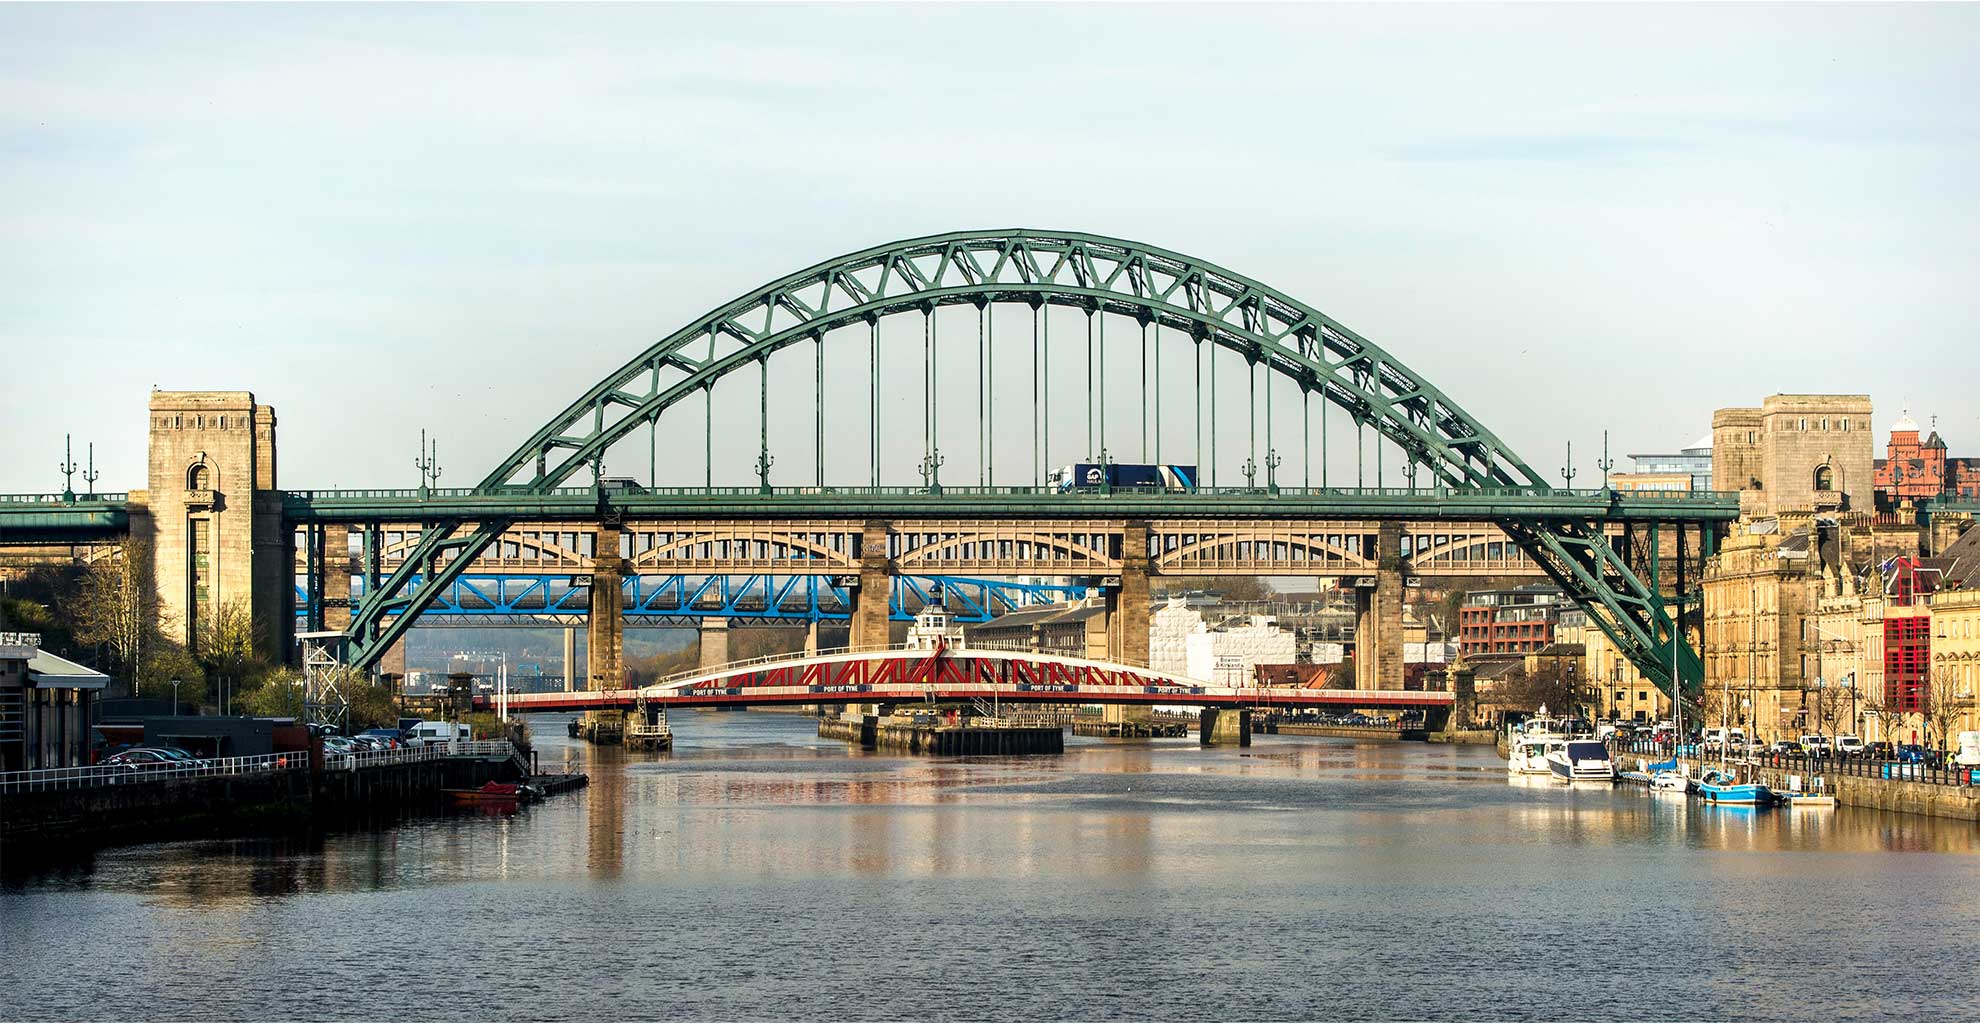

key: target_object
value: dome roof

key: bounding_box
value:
[1892,410,1920,433]
[1683,433,1712,453]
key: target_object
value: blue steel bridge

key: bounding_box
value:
[0,229,1753,700]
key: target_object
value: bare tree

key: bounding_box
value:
[1926,666,1974,756]
[1501,661,1586,719]
[1808,679,1853,744]
[68,536,164,694]
[1863,691,1907,749]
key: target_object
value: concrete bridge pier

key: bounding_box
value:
[850,519,892,649]
[1091,522,1154,732]
[699,617,730,670]
[1448,662,1476,729]
[562,627,578,691]
[1354,522,1405,690]
[583,523,626,744]
[1199,707,1251,746]
[1111,521,1152,666]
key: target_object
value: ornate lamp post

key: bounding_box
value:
[917,450,942,494]
[58,434,78,502]
[757,449,777,495]
[414,429,443,497]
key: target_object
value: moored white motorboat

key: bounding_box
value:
[1507,737,1556,775]
[1505,704,1591,775]
[1547,739,1616,783]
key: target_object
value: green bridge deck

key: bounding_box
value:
[273,484,1743,524]
[0,486,1748,532]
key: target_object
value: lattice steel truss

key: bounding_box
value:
[299,631,349,730]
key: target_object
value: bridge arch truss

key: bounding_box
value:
[345,230,1715,696]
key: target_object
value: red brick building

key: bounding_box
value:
[1874,411,1980,507]
[1457,585,1567,655]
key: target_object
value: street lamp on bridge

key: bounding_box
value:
[414,429,442,496]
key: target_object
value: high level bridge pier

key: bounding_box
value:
[1,229,1744,732]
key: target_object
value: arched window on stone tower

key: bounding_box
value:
[1814,465,1834,491]
[188,463,211,490]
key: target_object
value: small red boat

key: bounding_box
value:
[444,781,522,806]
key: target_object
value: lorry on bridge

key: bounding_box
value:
[1049,463,1197,493]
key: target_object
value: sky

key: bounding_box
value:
[2,2,1976,493]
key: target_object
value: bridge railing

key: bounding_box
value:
[0,751,305,793]
[642,643,902,691]
[279,484,1741,505]
[322,740,516,772]
[0,492,130,505]
[0,741,518,793]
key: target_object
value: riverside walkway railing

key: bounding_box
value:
[0,741,518,794]
[1608,739,1977,787]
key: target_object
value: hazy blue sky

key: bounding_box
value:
[3,3,1975,492]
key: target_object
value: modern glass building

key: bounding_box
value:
[1629,434,1714,491]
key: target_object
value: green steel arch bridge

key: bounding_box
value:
[2,229,1754,699]
[325,228,1733,697]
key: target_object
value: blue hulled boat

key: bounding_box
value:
[1695,768,1775,805]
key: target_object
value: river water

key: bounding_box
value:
[4,712,1977,1021]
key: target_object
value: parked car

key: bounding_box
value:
[1895,744,1931,764]
[1703,727,1747,752]
[1799,734,1832,757]
[1769,740,1799,756]
[1865,741,1896,760]
[102,748,181,771]
[321,736,359,755]
[150,746,216,768]
[357,729,403,749]
[1836,735,1865,757]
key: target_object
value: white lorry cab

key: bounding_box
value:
[1958,731,1980,768]
[407,721,470,746]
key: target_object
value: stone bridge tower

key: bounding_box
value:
[141,391,288,663]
